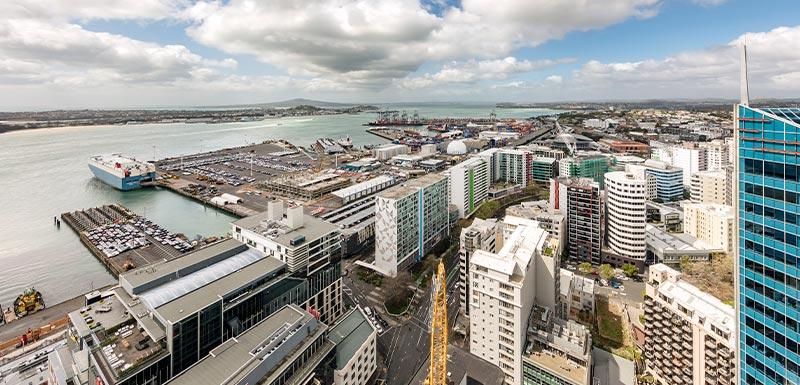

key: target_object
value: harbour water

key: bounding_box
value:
[0,105,557,307]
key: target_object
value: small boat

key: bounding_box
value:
[337,136,353,148]
[13,287,45,318]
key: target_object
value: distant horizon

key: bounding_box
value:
[2,1,800,109]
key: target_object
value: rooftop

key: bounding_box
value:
[376,172,446,200]
[166,305,327,385]
[120,239,248,295]
[327,308,375,370]
[645,225,722,254]
[233,208,339,248]
[683,202,734,219]
[331,175,394,199]
[409,344,505,385]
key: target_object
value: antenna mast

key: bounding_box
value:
[740,42,750,106]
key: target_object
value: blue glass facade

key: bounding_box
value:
[645,167,684,201]
[738,105,800,385]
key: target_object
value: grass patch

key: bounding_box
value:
[593,298,640,361]
[357,267,383,287]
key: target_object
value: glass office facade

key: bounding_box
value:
[738,105,800,385]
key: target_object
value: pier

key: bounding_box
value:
[60,204,191,278]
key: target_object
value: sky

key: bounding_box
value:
[2,0,800,109]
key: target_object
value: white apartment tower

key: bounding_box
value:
[683,203,734,255]
[469,217,559,385]
[449,157,490,218]
[644,264,735,385]
[604,171,648,266]
[690,170,727,204]
[459,218,498,316]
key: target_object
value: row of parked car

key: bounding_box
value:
[362,306,389,334]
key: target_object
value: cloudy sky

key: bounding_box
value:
[2,0,800,109]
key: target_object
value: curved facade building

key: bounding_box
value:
[604,171,648,264]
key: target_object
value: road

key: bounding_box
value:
[342,253,461,385]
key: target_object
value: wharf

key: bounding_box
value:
[61,204,189,278]
[365,127,401,141]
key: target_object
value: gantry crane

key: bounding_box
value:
[427,260,448,385]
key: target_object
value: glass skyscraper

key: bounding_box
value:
[737,105,800,385]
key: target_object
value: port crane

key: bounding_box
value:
[426,260,448,385]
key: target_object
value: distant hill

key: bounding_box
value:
[214,98,362,109]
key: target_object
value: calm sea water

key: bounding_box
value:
[0,105,557,307]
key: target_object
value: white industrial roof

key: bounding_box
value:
[331,175,393,199]
[140,248,264,309]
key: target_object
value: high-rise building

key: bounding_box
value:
[690,170,728,204]
[558,155,609,187]
[628,160,684,202]
[449,157,490,218]
[374,173,450,277]
[673,146,709,186]
[459,218,498,316]
[736,104,800,385]
[700,139,732,171]
[604,171,648,267]
[497,149,532,186]
[469,217,559,385]
[644,264,735,385]
[505,200,566,247]
[550,178,603,265]
[530,157,558,183]
[522,305,593,385]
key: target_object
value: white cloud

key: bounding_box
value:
[183,0,658,89]
[7,0,185,21]
[398,57,574,89]
[570,26,800,98]
[691,0,727,7]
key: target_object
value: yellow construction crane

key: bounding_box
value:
[427,260,448,385]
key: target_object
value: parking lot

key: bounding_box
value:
[156,141,320,213]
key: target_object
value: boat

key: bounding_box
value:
[88,154,156,191]
[13,287,45,318]
[337,136,353,148]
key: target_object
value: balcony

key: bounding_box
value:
[706,349,717,359]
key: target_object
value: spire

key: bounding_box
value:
[740,42,749,106]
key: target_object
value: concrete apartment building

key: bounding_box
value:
[699,138,731,171]
[683,203,734,255]
[604,171,648,268]
[671,145,708,186]
[644,264,735,385]
[522,305,593,385]
[459,218,498,317]
[232,202,342,275]
[505,200,566,247]
[627,159,684,202]
[450,156,490,218]
[469,217,559,385]
[690,170,727,204]
[559,269,595,321]
[374,173,449,277]
[550,178,603,265]
[497,149,532,186]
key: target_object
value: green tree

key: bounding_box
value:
[578,262,593,275]
[679,255,691,272]
[621,263,638,278]
[599,264,615,280]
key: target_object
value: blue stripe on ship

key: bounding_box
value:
[88,164,155,191]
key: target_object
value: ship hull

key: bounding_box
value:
[88,164,155,191]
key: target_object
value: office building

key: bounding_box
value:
[526,144,566,161]
[604,171,648,268]
[166,304,333,385]
[328,308,378,385]
[530,157,558,183]
[522,305,593,385]
[550,178,603,265]
[469,217,559,385]
[459,218,498,316]
[644,264,735,385]
[559,269,595,321]
[645,224,723,264]
[690,170,727,204]
[374,173,450,277]
[65,239,343,385]
[450,157,490,218]
[634,160,684,202]
[317,196,377,257]
[233,202,342,275]
[683,203,734,255]
[737,104,800,385]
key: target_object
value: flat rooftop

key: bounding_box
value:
[645,225,722,254]
[120,239,248,295]
[232,209,338,248]
[327,308,375,370]
[152,254,285,324]
[166,305,325,385]
[376,172,445,200]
